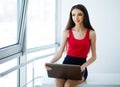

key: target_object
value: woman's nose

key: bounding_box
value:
[75,16,79,21]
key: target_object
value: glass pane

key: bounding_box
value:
[0,58,17,87]
[0,0,17,48]
[0,58,17,73]
[27,47,55,61]
[27,0,55,49]
[27,48,55,87]
[27,56,54,87]
[0,71,17,87]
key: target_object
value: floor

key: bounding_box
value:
[41,73,120,87]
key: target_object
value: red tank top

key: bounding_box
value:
[67,29,90,58]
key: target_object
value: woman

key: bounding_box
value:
[46,4,96,87]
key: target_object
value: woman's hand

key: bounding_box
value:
[80,65,86,72]
[45,65,52,71]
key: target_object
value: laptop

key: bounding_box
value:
[45,63,82,80]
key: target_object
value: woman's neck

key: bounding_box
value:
[74,25,85,31]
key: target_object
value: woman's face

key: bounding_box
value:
[71,8,84,25]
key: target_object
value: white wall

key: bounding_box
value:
[60,0,120,73]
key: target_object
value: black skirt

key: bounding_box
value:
[63,55,88,80]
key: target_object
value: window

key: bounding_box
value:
[0,0,27,60]
[27,0,55,49]
[0,0,60,86]
[26,0,56,86]
[0,0,17,49]
[0,0,28,87]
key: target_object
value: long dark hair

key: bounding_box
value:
[65,4,94,30]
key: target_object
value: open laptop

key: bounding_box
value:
[45,63,82,80]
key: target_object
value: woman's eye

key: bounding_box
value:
[78,13,83,16]
[72,14,75,16]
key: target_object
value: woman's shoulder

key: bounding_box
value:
[89,29,96,39]
[89,29,95,35]
[63,29,70,38]
[64,29,69,33]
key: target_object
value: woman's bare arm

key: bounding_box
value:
[81,30,96,72]
[50,30,69,63]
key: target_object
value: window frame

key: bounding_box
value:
[0,0,27,61]
[0,0,61,86]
